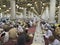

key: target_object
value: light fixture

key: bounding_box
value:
[21,7,24,9]
[35,2,37,4]
[6,10,9,12]
[18,0,19,1]
[42,7,44,9]
[43,3,45,5]
[41,2,42,3]
[27,3,32,6]
[16,4,19,8]
[0,8,1,10]
[3,5,6,7]
[19,7,21,9]
[9,8,11,9]
[16,4,18,6]
[31,7,34,9]
[4,10,9,13]
[19,7,24,9]
[55,15,58,17]
[36,4,37,7]
[16,4,19,7]
[17,6,19,8]
[57,6,60,8]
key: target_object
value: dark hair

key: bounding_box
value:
[58,25,60,27]
[1,33,5,37]
[49,36,55,42]
[24,30,28,33]
[51,25,56,30]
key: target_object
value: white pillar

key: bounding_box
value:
[23,8,27,18]
[49,0,56,23]
[58,1,60,24]
[28,11,31,18]
[45,6,49,22]
[21,13,23,18]
[31,12,34,18]
[41,10,46,20]
[10,0,16,20]
[2,12,5,18]
[0,13,3,18]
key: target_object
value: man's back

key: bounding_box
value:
[17,33,26,45]
[55,27,60,35]
[9,28,18,39]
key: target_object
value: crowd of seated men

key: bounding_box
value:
[40,21,60,45]
[0,19,37,45]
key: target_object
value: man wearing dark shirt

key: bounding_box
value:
[17,32,26,45]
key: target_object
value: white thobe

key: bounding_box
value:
[49,39,60,45]
[44,30,53,39]
[4,32,9,43]
[41,24,45,29]
[18,25,23,32]
[29,21,33,27]
[45,23,51,29]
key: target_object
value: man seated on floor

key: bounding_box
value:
[55,25,60,37]
[9,26,18,39]
[49,36,60,45]
[17,30,26,45]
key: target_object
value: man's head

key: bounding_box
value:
[49,36,55,43]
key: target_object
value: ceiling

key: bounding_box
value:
[0,0,60,15]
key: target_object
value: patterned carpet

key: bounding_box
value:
[28,26,36,34]
[26,26,36,45]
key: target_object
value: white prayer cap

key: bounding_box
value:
[29,34,33,37]
[25,28,29,30]
[19,29,23,33]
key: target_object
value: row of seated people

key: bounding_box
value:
[40,21,60,45]
[0,20,35,45]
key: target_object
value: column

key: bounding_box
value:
[41,10,46,20]
[45,6,49,22]
[21,13,23,18]
[10,0,16,20]
[2,12,5,18]
[23,8,27,18]
[28,11,31,18]
[58,1,60,24]
[49,0,56,23]
[31,12,34,18]
[0,13,2,18]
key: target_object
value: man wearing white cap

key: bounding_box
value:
[18,25,23,33]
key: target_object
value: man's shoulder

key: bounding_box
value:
[54,39,60,44]
[9,28,17,32]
